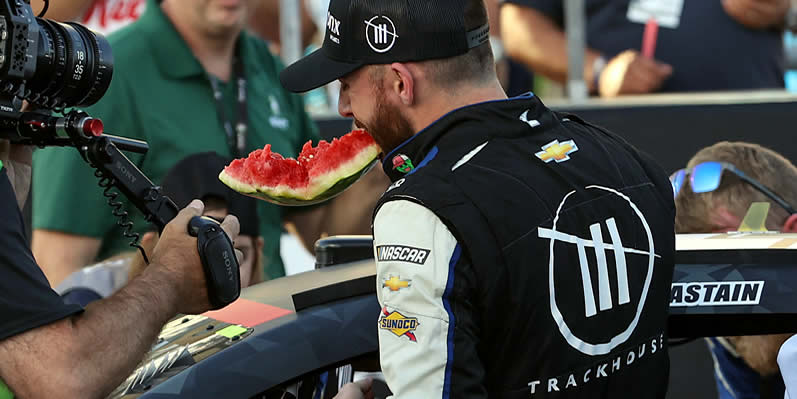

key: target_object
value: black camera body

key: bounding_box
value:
[0,0,113,114]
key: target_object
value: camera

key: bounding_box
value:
[0,0,112,113]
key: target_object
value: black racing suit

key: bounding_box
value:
[373,93,675,398]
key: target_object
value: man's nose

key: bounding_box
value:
[338,90,353,118]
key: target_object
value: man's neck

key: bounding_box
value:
[161,3,240,81]
[409,80,508,134]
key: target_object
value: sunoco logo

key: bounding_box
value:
[671,281,764,307]
[376,245,429,265]
[379,307,419,342]
[538,186,659,356]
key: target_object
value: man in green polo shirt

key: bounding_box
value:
[32,0,378,286]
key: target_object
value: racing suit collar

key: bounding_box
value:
[382,92,543,182]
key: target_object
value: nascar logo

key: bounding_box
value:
[379,307,419,342]
[670,281,764,307]
[376,245,430,265]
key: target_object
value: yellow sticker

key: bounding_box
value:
[216,325,248,339]
[737,202,770,232]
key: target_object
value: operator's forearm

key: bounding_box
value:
[69,266,179,396]
[30,0,94,22]
[0,266,179,398]
[500,4,602,86]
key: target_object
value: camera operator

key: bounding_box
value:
[0,139,239,398]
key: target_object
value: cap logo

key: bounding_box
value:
[327,12,341,43]
[365,15,398,53]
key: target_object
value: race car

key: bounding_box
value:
[109,227,797,398]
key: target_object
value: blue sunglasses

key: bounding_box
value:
[670,161,796,215]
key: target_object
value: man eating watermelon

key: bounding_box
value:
[280,0,677,398]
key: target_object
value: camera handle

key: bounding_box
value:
[6,109,241,308]
[79,127,240,308]
[82,134,180,231]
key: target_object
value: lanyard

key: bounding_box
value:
[208,55,248,158]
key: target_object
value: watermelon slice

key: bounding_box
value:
[220,129,380,206]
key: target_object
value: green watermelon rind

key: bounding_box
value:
[247,159,378,206]
[219,144,380,207]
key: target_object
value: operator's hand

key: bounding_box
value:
[150,200,241,315]
[723,0,790,30]
[0,139,33,210]
[598,50,673,97]
[334,378,374,399]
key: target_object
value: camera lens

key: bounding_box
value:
[27,19,113,108]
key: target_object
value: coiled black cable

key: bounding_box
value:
[94,169,150,265]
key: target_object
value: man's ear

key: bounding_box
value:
[782,213,797,233]
[389,63,415,106]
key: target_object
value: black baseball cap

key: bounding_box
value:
[280,0,490,93]
[160,152,260,237]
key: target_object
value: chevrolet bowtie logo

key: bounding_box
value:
[383,276,411,292]
[536,139,578,163]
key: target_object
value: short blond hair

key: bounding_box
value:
[675,142,797,233]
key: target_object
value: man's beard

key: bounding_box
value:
[355,86,415,158]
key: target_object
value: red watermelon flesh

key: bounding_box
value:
[220,129,380,205]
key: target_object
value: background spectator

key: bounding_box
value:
[500,0,790,97]
[673,141,797,399]
[30,0,316,48]
[31,0,384,287]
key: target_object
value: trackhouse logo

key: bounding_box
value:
[376,245,430,265]
[670,281,764,307]
[538,185,660,356]
[365,15,398,53]
[528,333,665,396]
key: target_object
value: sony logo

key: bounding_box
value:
[114,161,136,183]
[223,250,233,281]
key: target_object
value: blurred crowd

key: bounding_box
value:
[22,0,797,398]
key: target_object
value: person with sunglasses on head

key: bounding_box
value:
[671,141,797,399]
